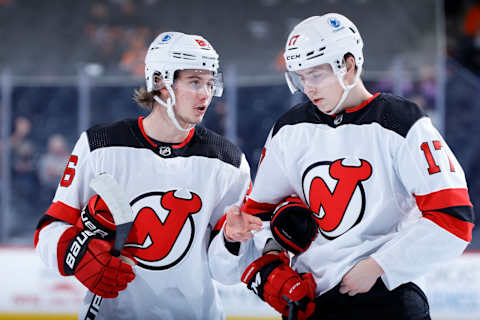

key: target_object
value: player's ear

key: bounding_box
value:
[345,55,356,75]
[158,87,170,100]
[343,54,357,85]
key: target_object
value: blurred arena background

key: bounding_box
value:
[0,0,479,319]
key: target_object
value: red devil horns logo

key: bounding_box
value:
[303,159,372,239]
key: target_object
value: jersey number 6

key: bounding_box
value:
[60,155,78,187]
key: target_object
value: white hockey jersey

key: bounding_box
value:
[241,93,474,296]
[34,117,251,320]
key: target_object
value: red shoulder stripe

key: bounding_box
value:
[422,210,474,242]
[415,188,472,211]
[241,198,277,215]
[46,201,81,225]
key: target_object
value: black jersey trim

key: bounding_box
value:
[271,93,427,139]
[434,205,475,223]
[86,119,242,168]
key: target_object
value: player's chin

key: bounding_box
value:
[185,117,203,128]
[193,114,206,123]
[313,103,330,114]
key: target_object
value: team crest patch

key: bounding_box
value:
[124,189,202,270]
[302,158,372,240]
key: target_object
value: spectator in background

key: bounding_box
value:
[38,134,70,208]
[9,116,40,240]
[459,0,480,75]
[10,116,36,193]
[12,141,37,188]
[10,116,32,153]
[11,140,39,239]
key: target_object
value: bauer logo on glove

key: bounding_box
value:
[77,195,116,241]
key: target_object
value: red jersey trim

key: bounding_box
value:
[213,215,227,231]
[138,117,158,147]
[242,198,278,215]
[422,211,474,242]
[34,228,44,248]
[138,117,196,149]
[46,201,81,225]
[415,188,473,211]
[345,92,380,114]
[172,127,195,149]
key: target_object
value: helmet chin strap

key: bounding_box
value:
[325,66,362,116]
[153,85,194,132]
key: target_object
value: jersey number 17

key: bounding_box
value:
[420,140,455,175]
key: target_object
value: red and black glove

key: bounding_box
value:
[241,252,316,320]
[270,197,318,255]
[76,194,116,240]
[57,195,135,298]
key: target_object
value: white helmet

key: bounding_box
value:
[145,31,223,131]
[284,13,364,115]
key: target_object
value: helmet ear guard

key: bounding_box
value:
[151,71,167,91]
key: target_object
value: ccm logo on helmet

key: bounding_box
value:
[286,54,301,60]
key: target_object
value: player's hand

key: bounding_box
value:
[76,194,116,240]
[224,205,262,242]
[57,226,136,298]
[339,257,384,296]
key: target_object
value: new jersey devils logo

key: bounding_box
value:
[302,159,372,240]
[124,189,202,270]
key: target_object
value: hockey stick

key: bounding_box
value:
[82,173,135,320]
[287,299,298,320]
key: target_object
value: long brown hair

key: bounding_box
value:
[133,87,159,111]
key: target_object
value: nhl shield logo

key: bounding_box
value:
[158,146,172,157]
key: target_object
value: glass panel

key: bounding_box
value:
[7,86,77,243]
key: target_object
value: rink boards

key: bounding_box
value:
[0,246,479,320]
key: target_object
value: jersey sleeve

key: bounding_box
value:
[242,128,297,219]
[48,132,96,222]
[208,154,252,231]
[207,155,267,284]
[34,132,96,272]
[371,117,474,289]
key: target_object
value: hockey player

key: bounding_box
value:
[34,31,254,320]
[225,13,475,320]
